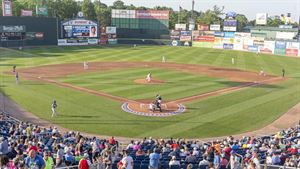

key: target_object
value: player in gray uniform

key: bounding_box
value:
[51,100,58,117]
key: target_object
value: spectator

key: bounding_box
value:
[199,155,210,168]
[149,148,161,169]
[169,156,180,167]
[0,137,8,155]
[121,150,133,169]
[79,153,91,169]
[185,151,197,164]
[43,151,54,169]
[25,150,45,169]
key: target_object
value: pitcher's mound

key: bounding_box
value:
[134,79,165,84]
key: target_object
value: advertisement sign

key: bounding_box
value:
[193,42,213,48]
[35,32,44,39]
[213,37,223,49]
[275,41,286,49]
[260,41,275,54]
[235,32,251,38]
[233,37,243,51]
[170,40,181,46]
[276,32,295,40]
[286,42,299,49]
[106,27,116,34]
[21,10,33,16]
[2,0,13,16]
[180,36,192,41]
[170,30,180,40]
[298,43,300,57]
[62,19,98,38]
[274,48,286,55]
[112,9,136,18]
[210,24,221,31]
[223,26,237,32]
[180,31,191,36]
[36,6,48,16]
[198,24,209,31]
[286,49,298,57]
[136,10,169,20]
[108,39,118,45]
[256,13,268,25]
[253,37,264,47]
[175,24,186,31]
[199,31,214,36]
[248,45,259,52]
[223,43,234,50]
[88,39,98,45]
[224,32,235,38]
[224,20,237,26]
[0,25,26,32]
[214,31,224,37]
[192,30,200,37]
[194,36,214,42]
[243,37,253,50]
[223,38,234,44]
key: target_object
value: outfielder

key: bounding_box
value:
[231,57,235,65]
[162,56,166,63]
[146,72,152,82]
[83,61,89,70]
[51,100,58,117]
[15,72,19,84]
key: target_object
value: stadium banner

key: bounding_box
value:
[234,32,251,38]
[112,9,135,18]
[223,38,234,44]
[106,27,116,34]
[193,36,214,42]
[286,49,298,57]
[170,30,180,40]
[210,24,220,31]
[36,6,48,16]
[275,41,286,49]
[256,13,268,25]
[199,31,214,36]
[214,31,224,37]
[274,48,286,55]
[224,32,235,38]
[35,32,44,39]
[169,40,181,46]
[233,37,244,51]
[180,36,191,41]
[286,42,299,49]
[213,37,223,49]
[260,40,275,54]
[175,24,186,31]
[197,24,209,31]
[180,31,191,36]
[21,10,33,16]
[0,25,26,32]
[88,39,98,44]
[223,26,236,32]
[108,39,118,45]
[248,45,259,52]
[253,37,264,47]
[243,37,253,50]
[192,30,200,37]
[2,0,13,16]
[276,32,295,40]
[193,41,213,48]
[223,19,237,32]
[136,10,169,20]
[223,43,234,50]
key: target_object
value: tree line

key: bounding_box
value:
[0,0,298,30]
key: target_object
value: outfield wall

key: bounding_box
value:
[184,30,300,57]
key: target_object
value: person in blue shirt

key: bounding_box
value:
[149,148,161,169]
[25,150,45,169]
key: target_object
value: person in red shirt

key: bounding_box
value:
[109,136,116,145]
[79,153,90,169]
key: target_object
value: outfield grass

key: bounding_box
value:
[0,45,300,138]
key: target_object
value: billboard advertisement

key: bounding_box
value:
[286,42,299,57]
[235,32,251,38]
[175,24,186,31]
[210,24,221,31]
[62,19,98,38]
[199,31,214,36]
[106,27,116,34]
[112,9,136,18]
[243,37,254,50]
[214,31,224,37]
[2,0,13,16]
[253,37,264,47]
[260,41,275,54]
[223,26,237,32]
[170,40,181,46]
[180,31,191,36]
[233,37,243,51]
[193,42,213,48]
[223,19,237,32]
[136,10,169,20]
[180,36,192,41]
[276,32,295,40]
[194,36,214,42]
[256,13,268,25]
[224,32,235,38]
[286,49,298,57]
[213,37,223,49]
[21,10,33,16]
[170,30,180,40]
[198,24,209,31]
[192,30,200,37]
[223,43,234,50]
[36,6,48,16]
[223,38,234,44]
[275,41,286,49]
[274,48,286,55]
[248,45,259,52]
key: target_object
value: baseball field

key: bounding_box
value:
[0,45,300,138]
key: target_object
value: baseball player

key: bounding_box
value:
[162,56,166,63]
[83,61,88,70]
[15,72,19,84]
[149,102,155,112]
[231,57,235,65]
[146,72,152,82]
[282,68,285,78]
[51,100,58,117]
[13,65,16,73]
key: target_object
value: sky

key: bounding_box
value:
[99,0,300,23]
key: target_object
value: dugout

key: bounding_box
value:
[0,17,59,47]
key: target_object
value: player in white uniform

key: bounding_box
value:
[146,72,152,82]
[231,57,235,65]
[83,61,88,70]
[162,56,166,63]
[51,100,58,117]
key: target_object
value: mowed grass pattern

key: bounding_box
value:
[61,68,240,101]
[0,46,300,138]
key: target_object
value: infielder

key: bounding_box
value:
[51,100,58,117]
[83,61,89,70]
[146,72,152,82]
[15,72,19,84]
[13,65,16,73]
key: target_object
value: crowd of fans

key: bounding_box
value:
[1,112,300,169]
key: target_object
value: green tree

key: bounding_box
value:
[82,0,96,20]
[236,14,248,32]
[94,0,111,26]
[267,17,285,27]
[196,5,224,25]
[112,0,125,9]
